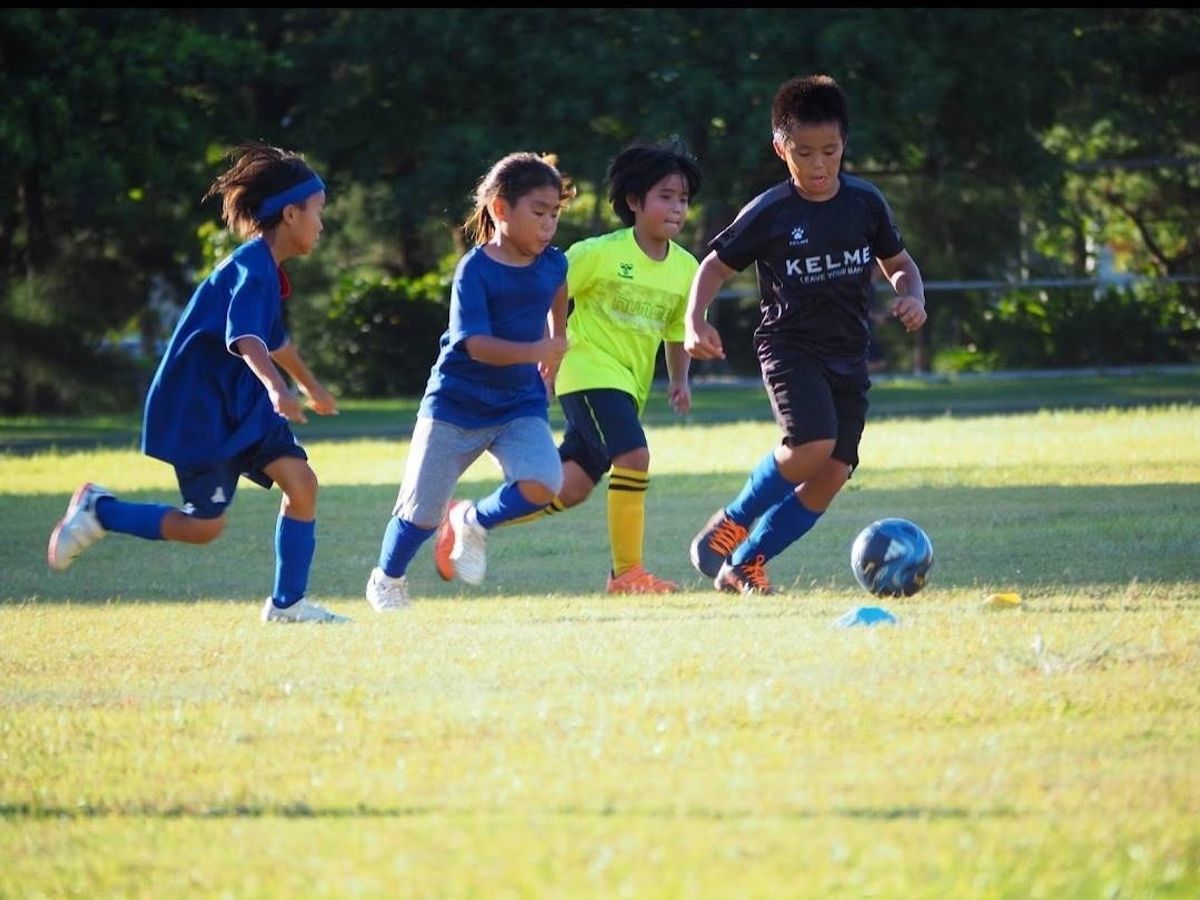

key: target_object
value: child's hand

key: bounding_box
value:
[891,295,927,332]
[537,335,569,367]
[540,361,560,396]
[685,321,724,360]
[304,383,340,416]
[271,387,308,424]
[667,380,691,415]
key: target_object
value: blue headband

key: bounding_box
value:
[256,175,325,221]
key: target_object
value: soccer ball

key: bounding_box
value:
[850,517,933,597]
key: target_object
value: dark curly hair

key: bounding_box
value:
[771,75,850,143]
[606,138,703,228]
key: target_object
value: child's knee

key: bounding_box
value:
[780,437,835,464]
[776,438,836,482]
[172,512,225,544]
[613,446,650,471]
[196,517,225,543]
[518,480,558,507]
[283,466,320,507]
[558,479,592,508]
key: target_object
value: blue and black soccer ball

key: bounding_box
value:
[850,517,933,597]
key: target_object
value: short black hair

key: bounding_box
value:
[771,75,850,143]
[608,139,702,227]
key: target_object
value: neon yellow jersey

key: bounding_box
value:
[556,228,699,412]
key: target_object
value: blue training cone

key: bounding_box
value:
[834,605,897,628]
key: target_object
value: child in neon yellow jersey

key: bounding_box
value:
[523,139,702,594]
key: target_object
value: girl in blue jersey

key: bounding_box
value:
[685,75,929,595]
[364,152,571,611]
[486,140,704,596]
[47,142,346,624]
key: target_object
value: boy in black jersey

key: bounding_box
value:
[684,74,928,595]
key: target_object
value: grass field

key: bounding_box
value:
[2,375,1198,897]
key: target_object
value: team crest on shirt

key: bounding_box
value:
[618,262,634,280]
[789,225,809,246]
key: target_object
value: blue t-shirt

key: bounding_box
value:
[418,244,568,428]
[712,174,905,374]
[142,237,290,466]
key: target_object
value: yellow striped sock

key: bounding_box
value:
[500,496,566,528]
[608,466,648,576]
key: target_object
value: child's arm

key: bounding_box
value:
[664,342,691,414]
[271,341,339,415]
[684,252,737,360]
[235,337,307,423]
[464,334,568,369]
[548,282,569,341]
[877,251,928,332]
[542,282,571,390]
[452,264,567,370]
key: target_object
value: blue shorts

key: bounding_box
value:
[174,419,307,519]
[757,349,870,472]
[558,388,647,484]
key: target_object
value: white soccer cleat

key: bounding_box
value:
[365,567,410,612]
[47,482,112,571]
[449,501,488,585]
[261,597,351,624]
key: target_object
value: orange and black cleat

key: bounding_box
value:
[689,509,749,578]
[715,555,777,595]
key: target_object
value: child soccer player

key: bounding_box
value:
[363,152,571,610]
[684,74,928,595]
[462,140,702,594]
[47,142,346,623]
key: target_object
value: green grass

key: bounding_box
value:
[3,367,1197,451]
[2,392,1199,896]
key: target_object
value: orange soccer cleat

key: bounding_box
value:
[689,509,749,578]
[715,554,777,596]
[605,564,679,595]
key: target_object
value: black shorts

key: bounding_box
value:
[557,388,648,484]
[173,419,307,519]
[757,347,870,471]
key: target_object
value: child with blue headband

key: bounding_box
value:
[47,141,347,624]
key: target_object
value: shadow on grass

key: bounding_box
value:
[0,800,1021,821]
[4,474,1197,605]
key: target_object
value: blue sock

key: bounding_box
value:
[378,515,436,578]
[725,452,796,526]
[272,516,315,607]
[93,496,169,541]
[473,482,544,529]
[732,493,823,565]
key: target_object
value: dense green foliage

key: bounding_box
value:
[301,271,449,398]
[2,9,1197,409]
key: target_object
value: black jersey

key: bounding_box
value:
[711,174,904,373]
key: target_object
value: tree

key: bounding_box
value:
[0,9,267,412]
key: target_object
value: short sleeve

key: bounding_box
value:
[710,203,768,273]
[226,262,284,354]
[565,238,599,299]
[870,190,905,260]
[448,255,494,348]
[663,246,699,342]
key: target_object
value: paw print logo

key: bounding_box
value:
[790,226,808,246]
